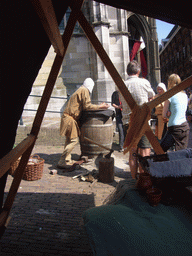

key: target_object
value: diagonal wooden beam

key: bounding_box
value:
[147,75,192,110]
[0,143,35,227]
[0,134,36,179]
[143,76,192,155]
[30,0,65,56]
[70,7,136,111]
[0,0,85,230]
[145,125,164,154]
[31,0,84,136]
[73,9,164,155]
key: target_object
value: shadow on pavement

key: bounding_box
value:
[36,151,130,183]
[1,192,94,256]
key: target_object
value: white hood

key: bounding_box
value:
[157,82,167,92]
[83,78,94,94]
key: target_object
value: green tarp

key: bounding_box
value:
[83,188,192,256]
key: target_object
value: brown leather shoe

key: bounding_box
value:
[57,160,75,169]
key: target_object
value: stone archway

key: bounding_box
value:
[128,13,161,87]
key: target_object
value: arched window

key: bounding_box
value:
[59,8,82,34]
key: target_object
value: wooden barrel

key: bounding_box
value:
[80,110,114,156]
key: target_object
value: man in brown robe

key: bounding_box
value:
[58,78,109,169]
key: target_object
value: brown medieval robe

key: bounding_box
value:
[155,101,166,140]
[60,86,101,139]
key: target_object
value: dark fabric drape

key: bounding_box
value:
[98,0,192,29]
[0,0,67,209]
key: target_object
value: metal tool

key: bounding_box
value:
[83,136,114,158]
[72,171,89,179]
[66,156,89,172]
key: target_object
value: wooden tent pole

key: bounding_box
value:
[0,135,36,179]
[145,126,164,154]
[30,0,65,57]
[73,8,164,154]
[71,8,136,111]
[147,75,192,110]
[0,143,35,228]
[31,0,85,136]
[0,0,85,230]
[142,76,192,154]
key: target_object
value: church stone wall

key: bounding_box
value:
[33,36,96,99]
[30,2,159,107]
[32,3,129,105]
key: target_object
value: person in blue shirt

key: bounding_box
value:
[160,74,189,152]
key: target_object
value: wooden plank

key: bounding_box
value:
[0,135,36,179]
[0,143,35,227]
[31,0,84,136]
[74,7,192,113]
[31,54,64,136]
[145,125,164,154]
[72,8,136,110]
[0,210,9,228]
[62,0,85,49]
[144,76,192,153]
[0,0,85,231]
[147,75,192,110]
[30,0,64,56]
[74,10,165,154]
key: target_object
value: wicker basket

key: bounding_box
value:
[9,154,44,181]
[23,154,44,181]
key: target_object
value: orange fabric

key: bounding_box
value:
[155,102,165,140]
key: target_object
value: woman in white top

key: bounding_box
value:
[160,74,189,152]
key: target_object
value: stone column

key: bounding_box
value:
[92,3,129,103]
[92,2,113,103]
[148,18,161,87]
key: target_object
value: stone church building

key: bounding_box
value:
[31,1,160,112]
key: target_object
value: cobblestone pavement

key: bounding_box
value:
[1,117,133,255]
[1,116,192,255]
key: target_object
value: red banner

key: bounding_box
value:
[140,50,147,78]
[130,41,141,61]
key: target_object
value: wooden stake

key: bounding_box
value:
[0,134,36,179]
[99,157,114,183]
